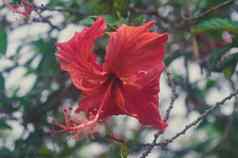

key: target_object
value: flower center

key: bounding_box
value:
[107,73,122,86]
[107,73,127,113]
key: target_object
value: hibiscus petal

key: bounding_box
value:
[104,21,168,78]
[56,17,107,93]
[122,68,167,130]
[75,82,123,119]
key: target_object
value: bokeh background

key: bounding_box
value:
[0,0,238,158]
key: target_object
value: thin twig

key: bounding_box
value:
[183,0,234,21]
[152,89,238,147]
[165,70,179,121]
[33,7,61,31]
[139,89,238,156]
[204,79,238,155]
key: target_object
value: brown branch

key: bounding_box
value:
[164,70,179,121]
[204,79,238,155]
[150,89,238,148]
[138,88,238,158]
[32,6,61,31]
[182,0,234,21]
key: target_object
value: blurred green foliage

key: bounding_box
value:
[0,27,7,56]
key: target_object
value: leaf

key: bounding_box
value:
[80,15,119,26]
[113,0,128,18]
[164,51,192,66]
[223,66,234,78]
[79,16,95,26]
[0,147,14,158]
[104,15,119,26]
[0,120,11,129]
[12,0,21,4]
[192,18,238,34]
[208,45,232,72]
[222,53,238,77]
[0,74,4,91]
[79,0,112,15]
[80,15,120,32]
[222,52,238,68]
[120,143,128,158]
[0,27,7,56]
[39,147,51,156]
[33,38,58,74]
[205,79,217,90]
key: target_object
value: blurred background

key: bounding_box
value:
[0,0,238,158]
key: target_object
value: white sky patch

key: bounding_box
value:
[17,73,37,96]
[79,143,107,158]
[231,11,238,21]
[58,24,84,42]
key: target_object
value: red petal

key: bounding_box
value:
[75,84,107,113]
[56,17,107,93]
[121,68,167,130]
[75,81,123,119]
[114,86,126,112]
[104,21,168,77]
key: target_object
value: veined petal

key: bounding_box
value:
[121,68,167,130]
[75,81,124,119]
[104,21,168,78]
[56,17,107,93]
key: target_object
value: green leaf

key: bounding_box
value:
[104,15,119,26]
[0,27,7,56]
[208,45,232,72]
[222,52,238,67]
[133,15,145,24]
[192,18,238,34]
[79,0,112,15]
[223,66,234,78]
[208,45,238,76]
[80,15,120,31]
[33,38,58,74]
[0,74,4,91]
[11,0,21,4]
[0,120,11,129]
[120,143,128,158]
[79,16,95,26]
[80,15,119,26]
[222,53,238,77]
[0,147,14,158]
[164,51,192,66]
[39,147,51,156]
[205,79,217,90]
[113,0,128,18]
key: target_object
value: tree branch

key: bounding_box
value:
[147,89,238,148]
[182,0,234,21]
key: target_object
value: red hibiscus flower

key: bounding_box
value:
[56,17,168,138]
[3,0,33,17]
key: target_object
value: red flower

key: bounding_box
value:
[56,17,168,138]
[3,0,33,17]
